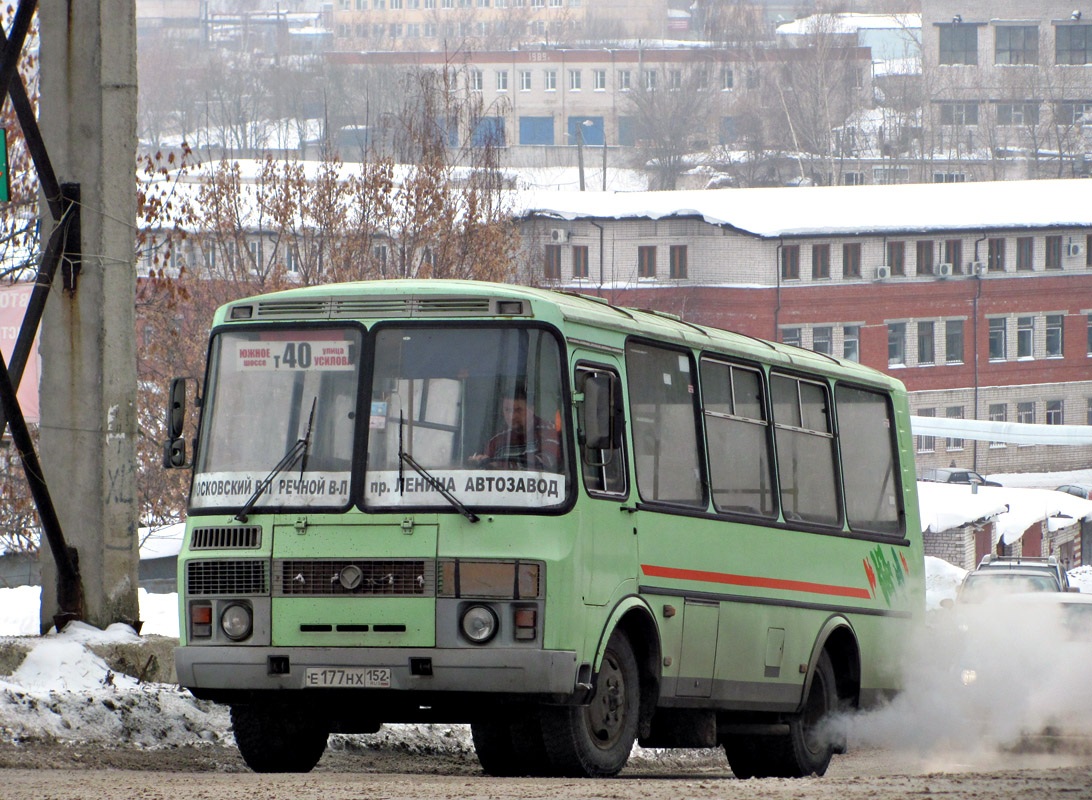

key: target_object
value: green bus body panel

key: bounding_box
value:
[178,279,924,713]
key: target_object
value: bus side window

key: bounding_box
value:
[576,366,627,497]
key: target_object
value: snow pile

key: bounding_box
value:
[924,555,966,611]
[0,586,180,639]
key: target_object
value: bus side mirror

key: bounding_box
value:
[167,377,188,439]
[583,373,616,451]
[163,377,193,469]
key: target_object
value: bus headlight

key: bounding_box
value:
[460,605,498,644]
[221,603,253,641]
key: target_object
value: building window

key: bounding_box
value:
[946,319,964,363]
[470,70,483,91]
[520,70,532,91]
[572,245,589,279]
[1055,100,1092,125]
[988,237,1006,271]
[1046,314,1064,357]
[887,241,905,275]
[812,326,832,355]
[939,102,979,125]
[1045,235,1062,269]
[644,70,658,90]
[669,245,687,279]
[618,70,631,91]
[916,240,934,275]
[988,404,1007,448]
[781,327,801,347]
[1016,236,1033,270]
[989,317,1007,360]
[939,23,977,65]
[1087,235,1092,266]
[944,239,962,273]
[843,325,860,362]
[781,245,800,280]
[933,172,967,183]
[1017,401,1035,446]
[888,322,906,366]
[997,103,1039,125]
[917,407,935,453]
[995,25,1038,64]
[1017,316,1034,358]
[569,69,581,91]
[1057,24,1092,65]
[721,67,733,90]
[843,242,861,278]
[544,70,557,91]
[918,321,935,364]
[946,406,964,451]
[544,244,561,280]
[842,172,864,186]
[495,71,508,91]
[638,246,656,278]
[593,69,606,90]
[812,244,830,279]
[1088,398,1092,426]
[1087,313,1092,355]
[1047,400,1063,425]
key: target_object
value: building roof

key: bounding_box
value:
[518,179,1092,239]
[776,13,921,35]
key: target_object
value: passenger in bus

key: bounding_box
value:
[469,385,561,470]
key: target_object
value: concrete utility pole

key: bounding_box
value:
[37,0,139,632]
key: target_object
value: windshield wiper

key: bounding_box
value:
[235,397,316,522]
[398,413,479,523]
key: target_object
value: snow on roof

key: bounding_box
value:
[776,12,921,35]
[918,482,1092,545]
[518,179,1092,238]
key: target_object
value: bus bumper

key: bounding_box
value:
[175,645,580,696]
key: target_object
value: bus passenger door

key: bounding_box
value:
[574,361,636,607]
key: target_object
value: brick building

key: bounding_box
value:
[517,178,1092,472]
[326,45,873,163]
[920,0,1092,180]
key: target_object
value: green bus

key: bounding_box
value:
[166,279,923,778]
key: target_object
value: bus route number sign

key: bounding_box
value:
[235,340,353,371]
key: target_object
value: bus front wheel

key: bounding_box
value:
[724,650,838,779]
[539,630,640,778]
[230,704,329,773]
[471,706,551,776]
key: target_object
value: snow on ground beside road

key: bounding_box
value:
[0,586,179,638]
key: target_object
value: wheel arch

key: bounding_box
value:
[800,615,861,713]
[595,595,662,739]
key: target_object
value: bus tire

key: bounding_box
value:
[724,650,838,779]
[472,707,552,776]
[230,704,328,773]
[539,630,640,778]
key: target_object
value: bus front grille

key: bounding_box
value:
[186,559,269,596]
[274,559,434,597]
[190,525,262,550]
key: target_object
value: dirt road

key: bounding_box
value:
[1,740,1090,800]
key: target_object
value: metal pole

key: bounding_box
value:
[577,124,585,191]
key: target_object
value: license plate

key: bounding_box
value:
[304,667,391,688]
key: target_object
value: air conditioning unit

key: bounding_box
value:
[1068,243,1083,257]
[873,265,891,281]
[549,228,569,243]
[971,261,987,277]
[937,262,954,278]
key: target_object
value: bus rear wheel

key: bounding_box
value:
[724,650,838,779]
[471,706,551,777]
[231,704,329,773]
[539,631,640,778]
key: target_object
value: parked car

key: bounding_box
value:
[920,467,1002,487]
[955,555,1075,603]
[1055,484,1092,500]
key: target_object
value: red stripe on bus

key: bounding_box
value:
[641,564,872,600]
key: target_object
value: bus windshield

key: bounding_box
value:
[365,325,569,511]
[192,327,362,511]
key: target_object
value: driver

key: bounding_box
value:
[469,385,560,470]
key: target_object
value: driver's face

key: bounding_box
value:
[503,398,530,431]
